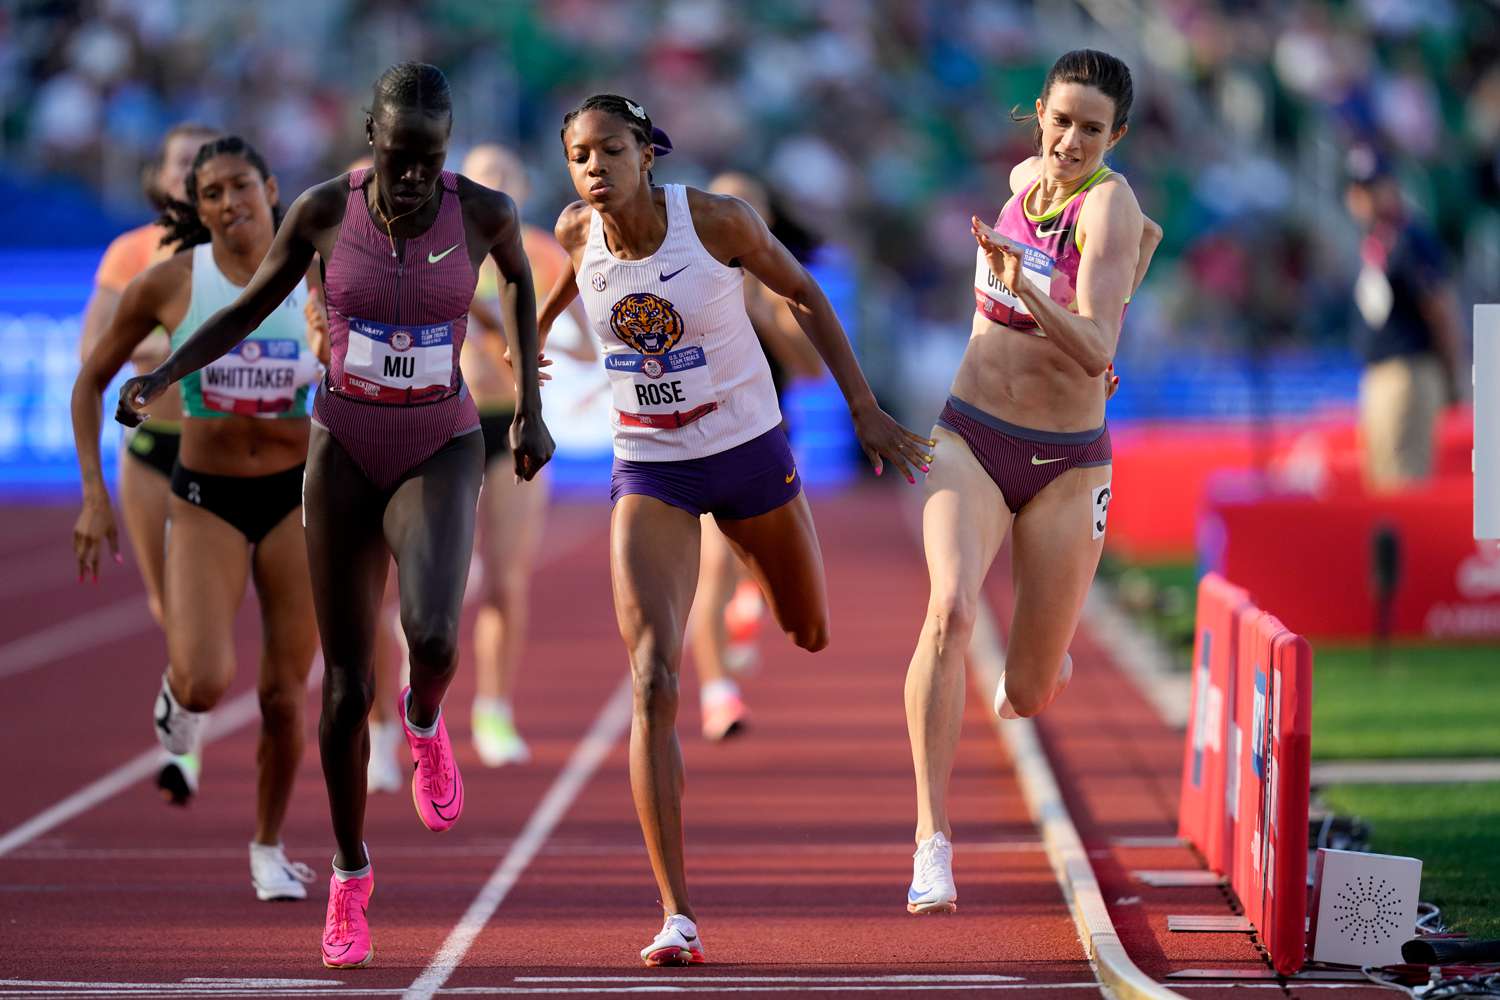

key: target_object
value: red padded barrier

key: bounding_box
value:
[1177,573,1252,875]
[1180,583,1314,975]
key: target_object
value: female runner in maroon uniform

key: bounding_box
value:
[903,49,1162,915]
[119,62,552,968]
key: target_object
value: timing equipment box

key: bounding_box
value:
[1309,847,1422,968]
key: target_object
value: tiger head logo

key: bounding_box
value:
[609,292,684,355]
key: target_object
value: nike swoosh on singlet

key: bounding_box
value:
[1034,221,1069,239]
[428,244,461,264]
[660,265,689,282]
[1031,455,1066,465]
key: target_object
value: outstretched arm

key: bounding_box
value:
[117,183,339,424]
[697,192,934,482]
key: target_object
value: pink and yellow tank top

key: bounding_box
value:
[973,164,1112,333]
[323,168,476,404]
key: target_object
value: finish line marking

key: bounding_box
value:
[0,982,1111,998]
[401,676,634,1000]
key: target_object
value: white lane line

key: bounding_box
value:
[402,674,634,1000]
[0,516,602,864]
[0,595,154,681]
[893,493,1167,1000]
[969,604,1186,1000]
[517,976,1026,983]
[0,678,265,859]
[0,986,1109,998]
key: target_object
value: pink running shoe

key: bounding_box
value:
[398,686,464,832]
[321,871,374,969]
[701,690,749,742]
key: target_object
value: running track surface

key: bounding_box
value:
[0,490,1392,998]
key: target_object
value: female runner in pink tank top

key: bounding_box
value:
[118,63,553,969]
[901,50,1164,916]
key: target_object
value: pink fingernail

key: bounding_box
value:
[875,466,883,476]
[114,553,124,564]
[921,465,930,473]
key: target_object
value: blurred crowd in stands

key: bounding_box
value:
[3,0,1496,388]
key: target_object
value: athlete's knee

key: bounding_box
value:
[629,648,680,722]
[483,568,526,616]
[321,669,374,731]
[926,590,978,654]
[257,678,304,733]
[1002,670,1049,719]
[174,669,232,713]
[402,616,461,673]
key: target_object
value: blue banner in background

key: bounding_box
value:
[0,248,863,498]
[0,242,1368,499]
[0,250,109,491]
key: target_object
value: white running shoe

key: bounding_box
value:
[907,832,958,914]
[153,671,207,756]
[156,751,200,807]
[366,720,405,794]
[640,913,706,966]
[250,842,316,901]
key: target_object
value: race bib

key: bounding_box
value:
[974,243,1054,332]
[200,339,311,415]
[606,346,717,428]
[342,317,454,402]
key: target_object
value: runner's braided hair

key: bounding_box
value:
[560,94,673,159]
[157,136,282,251]
[371,61,452,123]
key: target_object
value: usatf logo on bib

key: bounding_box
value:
[343,316,455,402]
[609,292,684,355]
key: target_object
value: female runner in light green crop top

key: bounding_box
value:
[70,135,324,903]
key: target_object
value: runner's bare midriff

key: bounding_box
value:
[177,415,310,476]
[948,311,1106,434]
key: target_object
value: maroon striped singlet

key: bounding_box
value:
[314,168,480,490]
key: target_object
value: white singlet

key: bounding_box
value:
[576,184,782,462]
